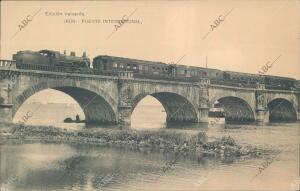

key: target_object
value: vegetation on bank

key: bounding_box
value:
[0,124,262,159]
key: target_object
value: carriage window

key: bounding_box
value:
[120,64,124,68]
[152,66,155,70]
[113,63,118,68]
[184,70,187,74]
[127,64,131,69]
[133,65,137,70]
[203,72,207,76]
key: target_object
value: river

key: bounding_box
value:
[1,104,299,191]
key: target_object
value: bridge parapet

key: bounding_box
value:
[195,78,210,89]
[0,60,16,69]
[256,82,265,90]
[118,71,133,79]
[200,78,210,85]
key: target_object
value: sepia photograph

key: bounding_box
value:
[0,0,299,190]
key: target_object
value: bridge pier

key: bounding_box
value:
[0,107,13,123]
[0,77,14,123]
[198,107,209,123]
[197,80,210,123]
[255,108,269,123]
[118,105,132,128]
[255,91,269,123]
[117,71,134,128]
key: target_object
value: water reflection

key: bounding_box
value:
[1,142,242,191]
[1,120,299,191]
[2,103,299,191]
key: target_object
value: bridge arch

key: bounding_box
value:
[267,98,297,122]
[214,96,255,123]
[131,92,198,123]
[12,81,118,124]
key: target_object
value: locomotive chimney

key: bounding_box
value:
[70,51,75,56]
[82,52,86,57]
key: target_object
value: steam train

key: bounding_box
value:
[12,50,299,91]
[13,50,91,73]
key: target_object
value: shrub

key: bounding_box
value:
[196,132,207,144]
[220,136,236,146]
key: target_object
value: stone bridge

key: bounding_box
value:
[0,62,299,127]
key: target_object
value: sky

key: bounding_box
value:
[1,0,299,104]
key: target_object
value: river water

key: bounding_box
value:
[1,105,299,191]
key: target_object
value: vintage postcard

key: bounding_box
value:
[0,0,299,191]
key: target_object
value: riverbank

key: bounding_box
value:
[0,123,263,159]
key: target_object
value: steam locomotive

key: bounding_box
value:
[12,49,298,91]
[13,50,91,73]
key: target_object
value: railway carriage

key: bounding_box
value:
[92,55,226,82]
[93,55,173,79]
[221,71,264,88]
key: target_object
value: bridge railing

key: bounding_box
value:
[210,79,258,89]
[15,63,121,78]
[0,60,16,69]
[17,63,68,72]
[133,73,203,83]
[118,71,134,79]
[265,85,298,91]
